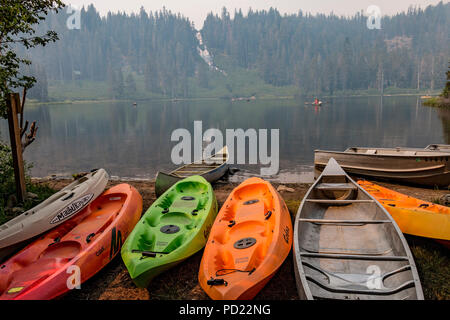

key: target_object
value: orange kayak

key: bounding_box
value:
[199,177,293,300]
[0,184,142,300]
[358,180,450,247]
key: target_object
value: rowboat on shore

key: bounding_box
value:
[314,147,450,188]
[358,180,450,248]
[155,146,229,197]
[293,158,424,300]
[425,144,450,152]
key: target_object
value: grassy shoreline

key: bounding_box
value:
[26,90,442,106]
[423,96,450,108]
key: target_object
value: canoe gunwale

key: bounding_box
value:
[155,146,230,197]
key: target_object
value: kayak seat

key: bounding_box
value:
[164,234,188,253]
[214,249,235,270]
[38,241,82,260]
[159,212,193,226]
[135,229,156,252]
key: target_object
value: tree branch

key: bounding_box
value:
[22,121,38,150]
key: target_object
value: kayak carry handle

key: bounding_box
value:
[62,193,75,201]
[132,250,169,257]
[86,233,96,243]
[207,278,228,286]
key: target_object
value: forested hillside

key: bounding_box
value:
[202,4,449,95]
[20,2,449,101]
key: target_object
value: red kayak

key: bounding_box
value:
[0,184,142,300]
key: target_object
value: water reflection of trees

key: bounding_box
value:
[438,108,450,144]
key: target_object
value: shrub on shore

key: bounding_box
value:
[0,141,55,225]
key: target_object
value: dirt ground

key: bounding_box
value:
[31,177,449,300]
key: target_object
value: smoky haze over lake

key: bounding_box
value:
[0,96,447,182]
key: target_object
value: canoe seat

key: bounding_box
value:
[366,149,377,154]
[305,199,374,205]
[303,262,415,296]
[316,183,357,191]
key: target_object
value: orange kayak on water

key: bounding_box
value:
[0,184,142,300]
[358,180,450,247]
[199,177,293,300]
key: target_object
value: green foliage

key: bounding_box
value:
[423,97,442,107]
[0,140,55,225]
[441,62,450,99]
[0,142,15,206]
[125,73,137,97]
[0,0,65,117]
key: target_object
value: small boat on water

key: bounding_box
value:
[315,147,450,188]
[155,146,229,197]
[0,184,143,300]
[358,180,450,248]
[305,101,323,106]
[293,158,424,300]
[199,177,292,300]
[0,169,109,262]
[122,176,217,288]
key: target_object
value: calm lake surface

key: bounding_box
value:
[1,96,448,183]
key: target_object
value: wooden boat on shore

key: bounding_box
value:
[155,146,229,197]
[358,180,450,248]
[425,144,450,152]
[293,158,424,300]
[314,147,450,188]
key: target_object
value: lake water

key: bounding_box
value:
[1,96,448,183]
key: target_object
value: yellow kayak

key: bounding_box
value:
[358,180,450,246]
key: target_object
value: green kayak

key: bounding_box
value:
[121,175,218,288]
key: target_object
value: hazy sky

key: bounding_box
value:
[66,0,445,28]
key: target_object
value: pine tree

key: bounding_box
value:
[441,62,450,99]
[125,73,137,97]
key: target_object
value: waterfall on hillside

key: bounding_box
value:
[196,32,227,76]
